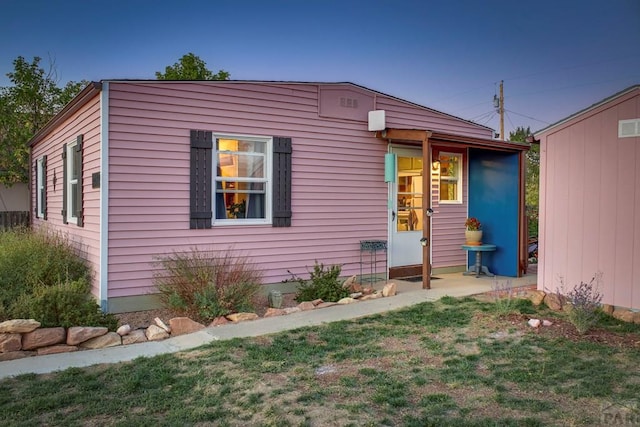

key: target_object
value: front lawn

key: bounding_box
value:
[1,297,639,426]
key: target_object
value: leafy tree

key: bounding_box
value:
[155,53,230,81]
[0,56,86,185]
[510,126,539,236]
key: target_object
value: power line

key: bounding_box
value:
[504,109,550,125]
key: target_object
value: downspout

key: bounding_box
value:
[99,82,109,311]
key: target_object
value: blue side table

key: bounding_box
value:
[462,244,497,278]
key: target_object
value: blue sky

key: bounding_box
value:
[1,0,638,136]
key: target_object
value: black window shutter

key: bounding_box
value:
[190,130,213,229]
[75,135,84,227]
[61,144,68,224]
[42,155,47,220]
[272,137,292,227]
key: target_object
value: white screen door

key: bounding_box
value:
[389,147,424,267]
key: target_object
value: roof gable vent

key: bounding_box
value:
[619,119,640,138]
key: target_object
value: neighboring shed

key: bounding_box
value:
[534,85,640,310]
[29,80,529,312]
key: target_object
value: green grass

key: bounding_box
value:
[1,298,639,426]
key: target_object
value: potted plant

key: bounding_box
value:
[465,217,482,246]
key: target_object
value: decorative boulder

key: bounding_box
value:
[0,319,41,334]
[22,327,66,350]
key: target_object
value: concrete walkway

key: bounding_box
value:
[0,272,536,379]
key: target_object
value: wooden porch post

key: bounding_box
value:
[422,132,433,289]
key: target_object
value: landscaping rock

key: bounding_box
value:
[312,299,324,306]
[360,292,382,301]
[80,332,122,349]
[284,307,301,314]
[612,308,635,323]
[297,301,315,311]
[543,293,564,311]
[602,304,614,315]
[337,297,357,304]
[0,333,22,352]
[209,316,229,327]
[22,327,66,350]
[264,308,286,317]
[362,287,375,295]
[169,317,205,336]
[67,326,108,345]
[37,345,78,356]
[528,318,541,328]
[0,350,35,361]
[382,283,397,297]
[350,292,363,299]
[116,324,132,336]
[145,325,169,341]
[154,317,171,333]
[528,290,546,306]
[342,275,359,291]
[0,319,41,333]
[542,319,553,327]
[226,313,259,323]
[123,329,148,345]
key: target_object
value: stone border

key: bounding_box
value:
[0,283,398,362]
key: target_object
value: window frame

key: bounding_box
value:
[438,151,463,204]
[212,133,273,226]
[65,140,80,225]
[36,156,46,219]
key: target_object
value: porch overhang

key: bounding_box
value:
[376,128,531,286]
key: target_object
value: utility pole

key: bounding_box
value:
[499,80,504,140]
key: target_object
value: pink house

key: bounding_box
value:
[29,81,530,312]
[534,85,640,311]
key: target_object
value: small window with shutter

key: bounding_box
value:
[190,131,292,228]
[35,155,47,219]
[62,135,84,226]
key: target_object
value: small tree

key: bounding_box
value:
[0,56,86,184]
[155,53,230,81]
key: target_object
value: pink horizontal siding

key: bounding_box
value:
[31,94,102,298]
[537,88,640,309]
[378,97,492,139]
[107,82,388,298]
[105,82,495,300]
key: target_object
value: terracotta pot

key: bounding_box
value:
[465,230,483,246]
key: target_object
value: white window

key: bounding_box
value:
[438,152,462,203]
[214,134,272,224]
[66,140,80,224]
[36,156,46,219]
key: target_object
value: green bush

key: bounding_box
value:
[11,278,117,330]
[0,228,90,310]
[292,261,350,303]
[154,248,262,322]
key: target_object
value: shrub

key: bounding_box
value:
[292,261,350,303]
[559,273,604,335]
[154,248,262,322]
[11,278,117,330]
[0,228,90,309]
[491,280,517,316]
